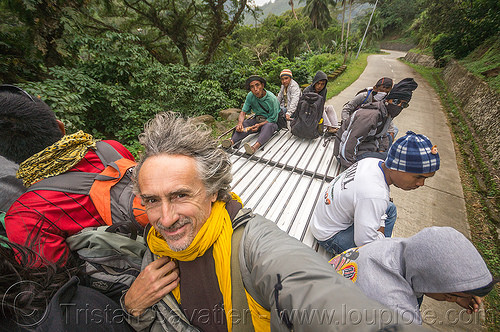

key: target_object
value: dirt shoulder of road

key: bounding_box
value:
[403,59,500,331]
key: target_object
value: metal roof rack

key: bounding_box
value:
[227,129,341,253]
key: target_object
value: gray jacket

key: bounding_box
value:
[277,79,302,116]
[122,209,427,331]
[341,90,396,134]
[334,101,392,168]
[331,227,494,324]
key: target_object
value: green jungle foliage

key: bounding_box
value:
[2,0,498,150]
[375,0,499,64]
[460,37,500,93]
[15,31,342,153]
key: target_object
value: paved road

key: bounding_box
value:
[327,50,484,331]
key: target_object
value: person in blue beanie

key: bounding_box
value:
[311,131,440,255]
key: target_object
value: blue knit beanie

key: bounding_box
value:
[385,131,440,173]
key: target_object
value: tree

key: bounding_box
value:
[3,0,88,68]
[300,0,337,30]
[201,0,248,64]
[120,0,198,67]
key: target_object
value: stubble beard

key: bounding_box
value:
[157,217,195,252]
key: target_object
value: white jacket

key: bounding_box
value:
[277,79,301,116]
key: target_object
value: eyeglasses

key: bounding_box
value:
[389,98,409,108]
[0,84,36,102]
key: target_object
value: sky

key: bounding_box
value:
[253,0,272,6]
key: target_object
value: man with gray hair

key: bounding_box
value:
[121,112,427,331]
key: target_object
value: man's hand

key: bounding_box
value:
[124,256,179,317]
[425,293,482,314]
[456,295,481,314]
[248,124,259,132]
[236,123,244,132]
[286,114,291,121]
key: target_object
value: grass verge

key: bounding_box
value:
[326,52,370,100]
[460,37,500,94]
[404,60,500,331]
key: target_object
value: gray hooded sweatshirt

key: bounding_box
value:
[330,227,493,324]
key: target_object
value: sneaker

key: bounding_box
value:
[221,139,232,149]
[244,143,255,155]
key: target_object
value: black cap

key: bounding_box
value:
[245,75,266,90]
[386,78,418,102]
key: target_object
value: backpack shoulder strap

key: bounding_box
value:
[26,171,97,194]
[231,210,254,331]
[94,141,123,167]
[227,202,256,331]
[361,90,372,105]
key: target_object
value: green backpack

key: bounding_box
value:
[66,224,147,303]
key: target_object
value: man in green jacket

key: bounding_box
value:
[222,75,280,155]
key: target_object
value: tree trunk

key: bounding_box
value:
[341,0,346,43]
[344,0,353,64]
[202,0,247,64]
[289,0,312,53]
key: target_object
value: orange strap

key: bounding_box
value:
[89,158,136,226]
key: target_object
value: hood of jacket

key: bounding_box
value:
[312,70,328,86]
[357,226,492,295]
[402,227,492,294]
[304,71,328,100]
[346,227,493,324]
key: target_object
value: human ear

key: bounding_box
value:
[56,119,66,135]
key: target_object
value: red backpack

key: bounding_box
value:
[27,141,148,233]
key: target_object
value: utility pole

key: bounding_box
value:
[356,0,378,59]
[343,0,353,64]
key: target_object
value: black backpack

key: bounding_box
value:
[290,92,324,139]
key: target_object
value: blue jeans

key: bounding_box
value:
[318,201,397,255]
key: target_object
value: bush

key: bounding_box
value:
[21,32,244,146]
[18,33,346,148]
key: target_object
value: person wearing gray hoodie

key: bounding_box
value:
[330,227,497,325]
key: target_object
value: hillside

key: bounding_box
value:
[244,0,372,26]
[244,0,303,25]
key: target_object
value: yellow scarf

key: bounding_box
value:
[17,131,96,187]
[148,193,238,330]
[148,193,270,331]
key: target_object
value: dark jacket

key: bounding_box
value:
[334,101,392,168]
[1,277,132,332]
[303,71,328,111]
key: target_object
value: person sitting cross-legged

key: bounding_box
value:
[222,75,280,155]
